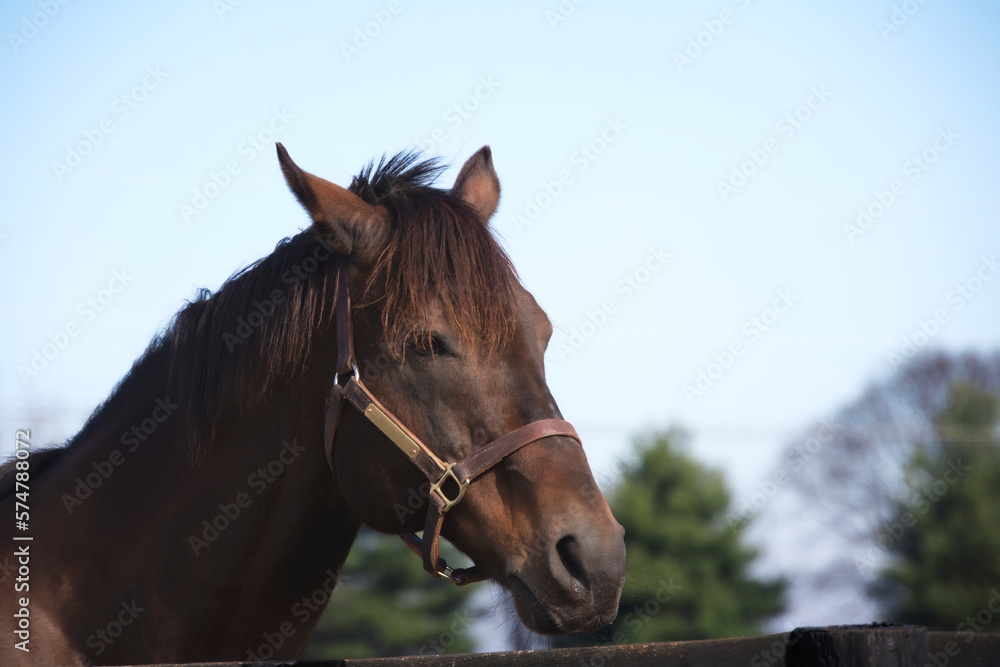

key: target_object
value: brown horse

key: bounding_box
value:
[0,145,626,665]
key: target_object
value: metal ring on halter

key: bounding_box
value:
[333,364,360,388]
[435,562,465,583]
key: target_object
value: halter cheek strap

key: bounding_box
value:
[323,253,581,585]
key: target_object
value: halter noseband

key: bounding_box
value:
[323,254,580,585]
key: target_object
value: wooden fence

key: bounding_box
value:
[137,625,999,667]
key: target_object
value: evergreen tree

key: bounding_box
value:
[303,528,480,659]
[870,384,1000,628]
[777,351,1000,622]
[556,428,785,646]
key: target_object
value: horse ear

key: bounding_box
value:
[276,143,388,258]
[452,145,501,224]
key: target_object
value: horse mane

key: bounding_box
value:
[0,448,63,499]
[0,150,519,477]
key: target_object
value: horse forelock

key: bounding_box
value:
[350,151,519,358]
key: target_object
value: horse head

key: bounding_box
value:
[279,144,626,634]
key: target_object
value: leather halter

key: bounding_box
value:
[322,254,581,585]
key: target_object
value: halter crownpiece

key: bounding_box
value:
[323,253,581,584]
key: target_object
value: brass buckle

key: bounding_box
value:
[429,463,469,513]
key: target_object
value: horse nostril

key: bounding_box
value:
[555,535,589,590]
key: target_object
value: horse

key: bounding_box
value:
[0,144,626,665]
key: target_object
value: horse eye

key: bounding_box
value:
[409,333,450,358]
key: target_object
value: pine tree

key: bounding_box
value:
[302,528,481,659]
[870,384,1000,628]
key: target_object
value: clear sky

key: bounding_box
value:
[2,0,998,637]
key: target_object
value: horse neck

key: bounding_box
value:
[33,322,359,661]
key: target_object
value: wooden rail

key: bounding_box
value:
[131,625,1000,666]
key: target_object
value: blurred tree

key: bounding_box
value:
[302,528,480,659]
[554,428,785,647]
[869,384,1000,628]
[777,351,1000,620]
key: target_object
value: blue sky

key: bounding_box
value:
[2,0,998,636]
